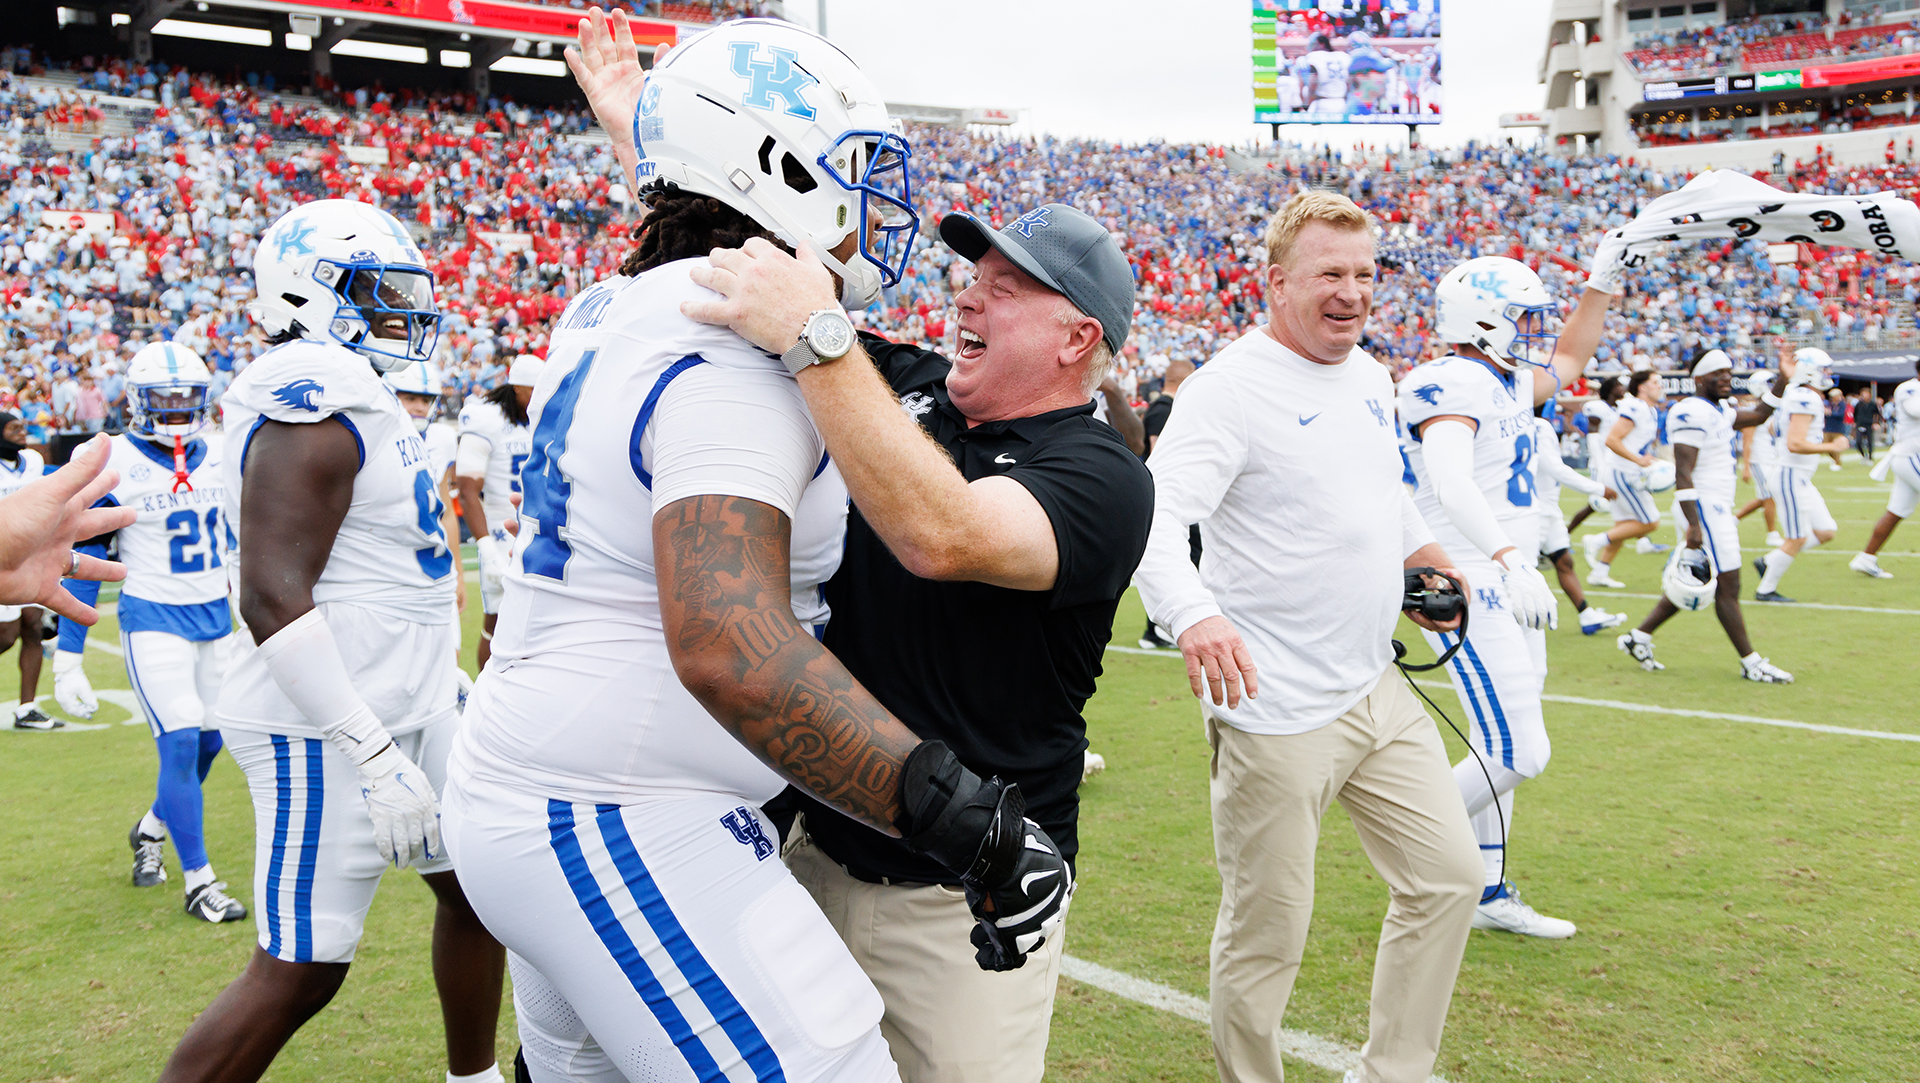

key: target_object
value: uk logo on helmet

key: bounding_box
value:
[271,220,316,261]
[271,379,325,413]
[729,42,817,120]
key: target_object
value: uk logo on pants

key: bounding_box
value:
[721,807,775,861]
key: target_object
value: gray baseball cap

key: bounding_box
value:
[939,203,1135,355]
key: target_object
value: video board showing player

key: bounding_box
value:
[1253,0,1442,126]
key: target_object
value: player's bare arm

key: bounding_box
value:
[1786,412,1846,455]
[1540,286,1614,404]
[684,240,1062,590]
[654,494,920,833]
[1605,414,1651,467]
[1100,375,1146,456]
[1672,443,1704,549]
[238,420,357,640]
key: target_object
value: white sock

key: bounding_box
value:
[1741,651,1762,669]
[1629,628,1652,644]
[183,864,215,894]
[1473,792,1514,893]
[448,1065,504,1083]
[1592,560,1610,577]
[138,809,167,840]
[1758,550,1794,593]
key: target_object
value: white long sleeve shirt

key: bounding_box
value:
[1134,329,1434,736]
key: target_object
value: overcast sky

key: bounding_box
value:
[780,0,1553,149]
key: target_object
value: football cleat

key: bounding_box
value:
[1580,607,1628,635]
[1581,532,1607,570]
[1742,656,1794,684]
[1754,590,1795,604]
[184,881,247,923]
[1616,631,1663,671]
[129,823,168,888]
[1137,623,1176,650]
[12,704,63,730]
[1586,568,1625,589]
[1850,553,1894,579]
[1634,538,1671,555]
[1472,883,1576,939]
[1765,531,1784,548]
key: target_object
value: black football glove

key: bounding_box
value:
[896,741,1073,971]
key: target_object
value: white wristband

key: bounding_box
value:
[258,607,393,767]
[1673,488,1699,501]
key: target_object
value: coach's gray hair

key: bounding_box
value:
[1057,296,1115,396]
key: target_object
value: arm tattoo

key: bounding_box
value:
[656,495,918,834]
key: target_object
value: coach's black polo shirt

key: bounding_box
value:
[807,332,1154,884]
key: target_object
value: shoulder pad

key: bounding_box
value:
[230,341,387,423]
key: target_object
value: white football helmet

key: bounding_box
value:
[249,199,441,373]
[126,341,214,440]
[1435,256,1558,371]
[1789,347,1834,391]
[382,358,443,433]
[1644,459,1676,492]
[1662,547,1717,612]
[634,18,917,308]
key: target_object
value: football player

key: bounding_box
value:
[1736,368,1786,549]
[1532,401,1625,635]
[1849,357,1919,579]
[1616,351,1793,681]
[1562,375,1622,537]
[455,353,538,669]
[156,200,506,1083]
[1753,348,1846,602]
[1583,369,1667,588]
[442,21,1068,1083]
[0,410,54,729]
[51,342,246,922]
[1295,33,1353,116]
[1399,252,1620,938]
[388,359,466,625]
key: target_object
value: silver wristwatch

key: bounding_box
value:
[782,308,856,376]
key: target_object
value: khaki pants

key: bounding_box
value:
[1209,667,1480,1083]
[787,824,1066,1083]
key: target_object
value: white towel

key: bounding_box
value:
[1615,169,1920,262]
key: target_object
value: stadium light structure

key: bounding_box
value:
[491,55,566,77]
[440,50,471,69]
[332,39,429,65]
[151,19,272,48]
[286,33,312,51]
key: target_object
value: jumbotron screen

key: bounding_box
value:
[1253,0,1443,126]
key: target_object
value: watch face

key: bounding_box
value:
[810,312,854,358]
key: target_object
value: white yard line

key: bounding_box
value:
[1105,646,1920,743]
[1059,955,1446,1082]
[1590,591,1920,616]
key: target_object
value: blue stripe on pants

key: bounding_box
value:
[295,739,323,963]
[594,804,784,1083]
[545,800,735,1083]
[267,736,291,958]
[1460,638,1514,769]
[1442,632,1496,755]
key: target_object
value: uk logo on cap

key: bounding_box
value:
[1011,207,1053,238]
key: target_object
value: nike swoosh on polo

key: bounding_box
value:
[1298,413,1322,426]
[995,454,1017,464]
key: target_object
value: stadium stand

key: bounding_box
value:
[5,42,1919,467]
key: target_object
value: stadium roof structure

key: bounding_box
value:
[1539,0,1920,170]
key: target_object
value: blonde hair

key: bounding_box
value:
[1264,190,1372,270]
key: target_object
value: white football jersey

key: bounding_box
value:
[1615,396,1659,459]
[423,420,458,483]
[1665,396,1739,503]
[454,262,850,807]
[1296,50,1351,102]
[1532,416,1598,510]
[0,448,43,499]
[457,397,532,531]
[217,340,458,738]
[105,432,229,607]
[1890,378,1920,455]
[1581,398,1616,475]
[1773,385,1827,472]
[1398,355,1541,559]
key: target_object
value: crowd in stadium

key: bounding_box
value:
[1623,9,1920,80]
[3,42,1918,465]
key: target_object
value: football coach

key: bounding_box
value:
[684,202,1153,1083]
[1134,191,1482,1083]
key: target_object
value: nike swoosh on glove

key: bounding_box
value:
[1498,549,1560,631]
[963,801,1074,972]
[355,741,441,867]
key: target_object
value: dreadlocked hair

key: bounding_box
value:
[619,182,792,277]
[485,381,530,427]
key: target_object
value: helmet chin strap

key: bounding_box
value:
[1472,334,1520,372]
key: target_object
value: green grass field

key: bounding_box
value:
[4,457,1916,1082]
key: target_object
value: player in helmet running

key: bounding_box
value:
[1736,368,1786,550]
[1616,351,1794,682]
[51,342,246,921]
[456,353,538,670]
[1531,399,1626,636]
[156,200,505,1083]
[1398,247,1625,939]
[444,21,1069,1083]
[1752,348,1847,602]
[1583,369,1669,588]
[1852,357,1920,579]
[0,409,54,729]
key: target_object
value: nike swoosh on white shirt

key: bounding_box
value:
[995,454,1017,464]
[1298,413,1321,426]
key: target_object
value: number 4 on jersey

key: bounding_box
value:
[521,350,598,581]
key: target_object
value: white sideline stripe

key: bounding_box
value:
[1105,646,1920,743]
[1059,955,1446,1082]
[1595,591,1920,616]
[87,638,123,657]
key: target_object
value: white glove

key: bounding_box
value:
[1498,549,1559,631]
[1585,230,1645,296]
[52,650,97,719]
[475,533,507,596]
[354,740,442,867]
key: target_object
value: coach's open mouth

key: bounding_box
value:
[957,326,987,360]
